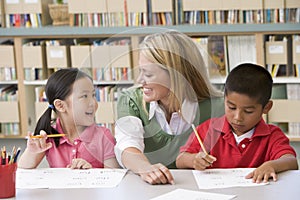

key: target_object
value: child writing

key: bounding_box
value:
[19,68,119,169]
[176,63,298,183]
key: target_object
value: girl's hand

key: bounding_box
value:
[67,158,92,169]
[139,163,175,185]
[193,152,217,170]
[26,130,53,154]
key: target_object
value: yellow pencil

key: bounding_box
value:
[28,134,66,139]
[191,124,208,155]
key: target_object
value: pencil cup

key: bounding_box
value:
[0,163,17,198]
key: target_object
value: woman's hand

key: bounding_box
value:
[139,163,175,185]
[193,152,217,170]
[67,158,92,169]
[26,130,53,154]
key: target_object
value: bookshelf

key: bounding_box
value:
[0,23,299,141]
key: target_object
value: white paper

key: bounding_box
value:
[268,45,284,54]
[150,189,236,200]
[6,0,19,4]
[16,168,127,189]
[50,50,64,58]
[24,0,38,3]
[193,168,269,189]
[296,45,300,53]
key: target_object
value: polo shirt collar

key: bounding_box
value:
[148,99,197,124]
[55,118,95,144]
[212,116,271,138]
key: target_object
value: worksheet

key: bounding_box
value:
[150,189,236,200]
[193,168,269,189]
[16,168,127,189]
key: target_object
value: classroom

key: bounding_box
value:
[0,0,300,199]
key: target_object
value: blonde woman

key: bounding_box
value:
[115,31,224,184]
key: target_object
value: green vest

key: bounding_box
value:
[117,87,224,168]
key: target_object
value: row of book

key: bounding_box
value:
[194,34,300,79]
[92,67,131,82]
[266,35,300,78]
[1,34,299,84]
[0,67,16,81]
[0,0,299,28]
[178,0,300,25]
[0,123,19,136]
[0,42,16,81]
[286,84,300,137]
[34,85,130,104]
[21,38,133,82]
[0,85,17,102]
[5,13,43,28]
[95,85,129,102]
[0,0,52,28]
[68,0,300,27]
[33,85,130,130]
[0,85,19,136]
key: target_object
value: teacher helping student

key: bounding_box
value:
[114,30,224,185]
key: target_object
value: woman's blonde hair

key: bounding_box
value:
[139,30,223,113]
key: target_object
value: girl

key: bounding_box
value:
[19,68,119,169]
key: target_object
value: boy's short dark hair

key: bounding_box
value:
[224,63,273,107]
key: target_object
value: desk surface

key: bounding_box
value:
[15,169,300,200]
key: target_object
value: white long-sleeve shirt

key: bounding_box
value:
[114,100,198,167]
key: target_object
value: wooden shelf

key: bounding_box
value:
[0,23,300,139]
[0,23,299,38]
[0,80,18,84]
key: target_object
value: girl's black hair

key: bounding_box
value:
[34,68,92,146]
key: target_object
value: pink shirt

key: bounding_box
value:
[180,116,296,168]
[46,119,116,168]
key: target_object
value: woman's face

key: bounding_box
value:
[136,53,171,103]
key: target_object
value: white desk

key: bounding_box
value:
[14,170,300,200]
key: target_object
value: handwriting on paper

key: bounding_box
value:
[192,168,269,189]
[16,168,127,189]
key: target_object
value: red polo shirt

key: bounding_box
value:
[180,116,296,168]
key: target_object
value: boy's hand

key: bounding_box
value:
[27,130,53,153]
[193,152,217,170]
[67,158,92,169]
[245,162,277,183]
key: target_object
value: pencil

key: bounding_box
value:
[28,134,66,139]
[191,124,208,155]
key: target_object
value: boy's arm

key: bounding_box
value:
[176,152,196,169]
[270,154,298,172]
[176,151,216,170]
[246,154,298,183]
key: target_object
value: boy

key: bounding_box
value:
[176,63,298,183]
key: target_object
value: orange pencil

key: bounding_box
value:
[28,134,66,139]
[191,124,208,155]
